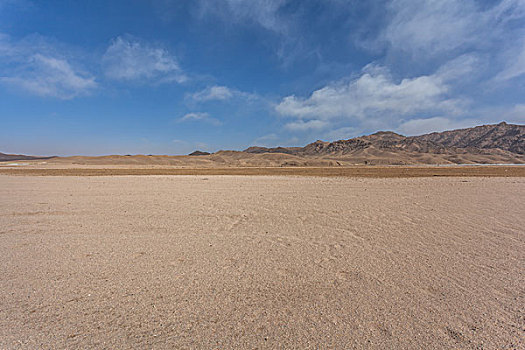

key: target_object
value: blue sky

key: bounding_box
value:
[0,0,524,155]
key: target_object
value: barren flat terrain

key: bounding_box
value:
[1,175,524,349]
[1,165,525,177]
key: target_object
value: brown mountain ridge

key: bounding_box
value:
[1,122,524,166]
[235,122,524,165]
[244,122,523,156]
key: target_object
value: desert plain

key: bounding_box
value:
[1,170,524,349]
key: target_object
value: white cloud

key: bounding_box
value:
[197,0,289,33]
[251,133,302,147]
[1,54,96,99]
[187,84,263,107]
[382,0,525,59]
[434,54,481,82]
[195,0,347,68]
[376,0,525,94]
[276,64,465,126]
[180,112,209,121]
[190,85,234,101]
[338,0,525,136]
[284,119,329,131]
[502,104,525,124]
[480,104,525,124]
[492,0,525,22]
[178,112,222,126]
[496,36,525,81]
[396,117,481,136]
[252,133,278,146]
[103,36,186,83]
[395,104,525,137]
[323,126,358,141]
[383,0,481,57]
[0,34,96,99]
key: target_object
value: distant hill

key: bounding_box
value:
[244,146,301,155]
[241,122,524,164]
[188,150,211,156]
[0,152,54,162]
[2,122,524,166]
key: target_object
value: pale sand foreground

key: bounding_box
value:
[1,176,523,349]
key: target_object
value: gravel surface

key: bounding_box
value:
[1,175,523,349]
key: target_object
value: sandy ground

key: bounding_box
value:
[1,165,524,177]
[1,175,524,349]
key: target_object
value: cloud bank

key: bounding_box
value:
[276,63,468,131]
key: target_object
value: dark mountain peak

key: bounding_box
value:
[188,150,211,156]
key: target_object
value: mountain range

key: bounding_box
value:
[235,121,524,165]
[1,122,524,166]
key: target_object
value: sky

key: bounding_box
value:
[0,0,524,156]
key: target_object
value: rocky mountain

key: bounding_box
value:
[413,122,524,154]
[3,122,523,166]
[244,122,524,159]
